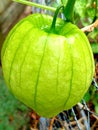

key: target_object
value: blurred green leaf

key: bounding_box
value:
[95,105,98,114]
[0,73,30,130]
[75,0,87,18]
[91,43,98,54]
[83,91,91,102]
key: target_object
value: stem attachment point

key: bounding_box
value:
[50,5,64,32]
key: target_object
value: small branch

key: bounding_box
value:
[48,117,56,130]
[81,19,98,32]
[78,103,98,117]
[77,103,88,129]
[13,0,56,12]
[30,111,40,129]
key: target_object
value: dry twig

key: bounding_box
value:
[30,111,40,129]
[91,114,98,130]
[81,19,98,32]
[48,117,56,130]
[70,117,86,130]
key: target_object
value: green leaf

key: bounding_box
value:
[91,43,98,54]
[0,76,29,130]
[74,0,96,25]
[83,92,91,102]
[75,0,87,18]
[95,105,98,114]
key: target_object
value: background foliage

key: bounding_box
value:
[0,68,30,130]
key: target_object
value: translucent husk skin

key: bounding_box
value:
[1,14,95,118]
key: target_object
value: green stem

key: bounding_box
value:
[64,0,76,22]
[13,0,56,12]
[50,5,64,32]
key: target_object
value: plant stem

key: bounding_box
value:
[13,0,56,12]
[64,0,76,22]
[50,5,64,32]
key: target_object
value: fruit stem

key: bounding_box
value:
[64,0,76,22]
[50,5,64,32]
[13,0,56,12]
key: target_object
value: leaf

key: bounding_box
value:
[75,0,87,18]
[74,0,96,25]
[91,43,98,54]
[95,105,98,114]
[0,76,29,130]
[83,92,91,102]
